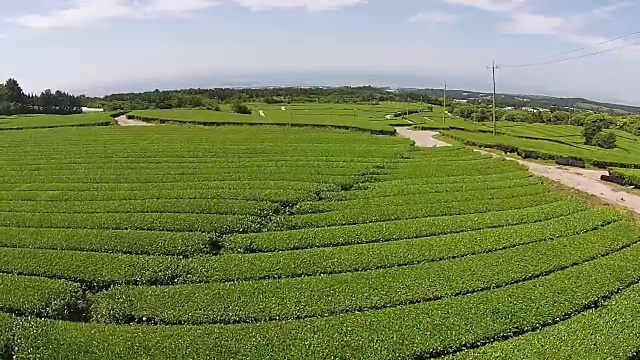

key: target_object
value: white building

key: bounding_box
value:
[82,107,104,113]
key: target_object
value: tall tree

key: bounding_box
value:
[4,78,25,103]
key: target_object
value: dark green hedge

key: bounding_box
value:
[126,115,397,136]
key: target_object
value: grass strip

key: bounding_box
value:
[91,222,639,325]
[0,173,353,185]
[0,166,365,178]
[224,201,586,253]
[0,212,256,234]
[0,210,616,287]
[0,248,181,289]
[0,180,337,193]
[326,177,541,200]
[297,184,546,213]
[0,189,318,203]
[0,228,206,256]
[14,239,640,359]
[0,199,279,216]
[277,193,559,230]
[447,283,640,359]
[0,313,12,360]
[187,209,620,282]
[0,273,82,320]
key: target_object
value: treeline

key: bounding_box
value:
[451,103,640,136]
[0,78,83,115]
[81,85,640,136]
[83,87,444,111]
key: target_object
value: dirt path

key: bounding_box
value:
[395,127,451,148]
[116,115,153,127]
[397,127,640,215]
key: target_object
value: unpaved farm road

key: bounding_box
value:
[396,127,640,215]
[395,127,451,148]
[116,115,153,126]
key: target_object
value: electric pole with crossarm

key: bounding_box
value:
[487,60,500,136]
[442,79,448,125]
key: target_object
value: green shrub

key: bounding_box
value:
[609,168,640,187]
[583,121,603,145]
[593,131,617,149]
[232,103,252,115]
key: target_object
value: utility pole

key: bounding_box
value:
[487,60,500,135]
[442,79,448,125]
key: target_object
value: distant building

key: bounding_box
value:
[453,99,468,103]
[503,107,515,110]
[82,107,104,113]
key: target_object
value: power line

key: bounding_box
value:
[541,31,640,60]
[501,35,640,68]
[486,32,640,136]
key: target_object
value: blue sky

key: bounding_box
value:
[2,0,640,103]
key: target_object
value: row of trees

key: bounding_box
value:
[82,87,443,112]
[451,103,640,137]
[0,78,83,115]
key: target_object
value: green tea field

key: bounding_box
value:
[0,113,113,130]
[128,102,448,134]
[0,110,639,359]
[414,118,640,168]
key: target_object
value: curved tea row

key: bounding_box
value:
[0,125,638,359]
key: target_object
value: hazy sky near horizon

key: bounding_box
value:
[2,0,640,103]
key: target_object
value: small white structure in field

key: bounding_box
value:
[82,107,104,113]
[281,106,286,111]
[385,115,394,119]
[259,110,266,117]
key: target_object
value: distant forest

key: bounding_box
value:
[0,78,83,116]
[83,86,640,136]
[83,86,446,111]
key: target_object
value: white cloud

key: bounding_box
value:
[499,13,567,35]
[11,0,221,29]
[445,0,635,51]
[9,0,364,30]
[444,0,526,13]
[408,11,457,24]
[144,0,218,14]
[233,0,366,11]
